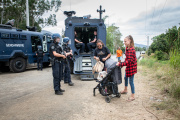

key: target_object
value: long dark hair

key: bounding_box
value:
[96,39,104,47]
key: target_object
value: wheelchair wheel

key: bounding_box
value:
[116,93,121,98]
[105,96,111,103]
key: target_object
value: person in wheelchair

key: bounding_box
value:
[87,30,97,52]
[74,31,85,53]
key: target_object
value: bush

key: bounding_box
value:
[155,50,169,60]
[169,49,180,69]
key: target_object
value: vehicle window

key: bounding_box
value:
[43,36,46,42]
[1,33,10,39]
[11,34,19,39]
[46,36,51,42]
[20,35,27,40]
[31,36,41,52]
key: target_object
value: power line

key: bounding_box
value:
[59,8,64,13]
[153,0,168,35]
[149,0,157,35]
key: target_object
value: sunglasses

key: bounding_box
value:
[97,45,102,47]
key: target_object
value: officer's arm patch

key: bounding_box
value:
[51,46,55,50]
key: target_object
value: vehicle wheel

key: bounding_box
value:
[10,57,27,73]
[43,62,50,67]
[105,96,111,103]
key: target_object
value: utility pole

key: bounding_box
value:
[147,35,149,54]
[26,0,29,28]
[112,33,115,54]
[1,0,4,24]
[178,23,180,46]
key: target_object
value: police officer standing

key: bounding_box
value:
[62,37,74,86]
[36,45,44,71]
[49,33,66,95]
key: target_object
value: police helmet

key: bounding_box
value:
[52,33,61,40]
[63,37,70,44]
[37,45,42,50]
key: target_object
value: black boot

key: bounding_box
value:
[64,81,68,84]
[68,82,74,86]
[60,88,65,92]
[55,90,63,95]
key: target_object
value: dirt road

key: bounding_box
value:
[0,57,173,120]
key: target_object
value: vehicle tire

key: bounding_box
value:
[43,62,50,67]
[105,96,111,103]
[10,57,27,73]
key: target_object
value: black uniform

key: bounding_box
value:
[87,35,97,52]
[36,49,44,70]
[49,42,63,91]
[62,44,72,83]
[75,36,85,53]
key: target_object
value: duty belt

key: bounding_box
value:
[55,60,62,63]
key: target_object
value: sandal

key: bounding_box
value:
[120,91,128,94]
[127,97,135,102]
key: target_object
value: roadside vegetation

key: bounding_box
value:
[139,25,180,119]
[0,0,61,31]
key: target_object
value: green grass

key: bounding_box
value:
[169,49,180,69]
[152,99,180,119]
[138,57,156,68]
[139,55,180,119]
[169,80,180,99]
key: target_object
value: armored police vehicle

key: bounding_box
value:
[0,20,52,73]
[64,6,106,80]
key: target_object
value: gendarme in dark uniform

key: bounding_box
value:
[49,33,66,95]
[62,37,74,86]
[87,30,97,52]
[36,45,44,71]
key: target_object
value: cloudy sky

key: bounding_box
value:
[43,0,180,46]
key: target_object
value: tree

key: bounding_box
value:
[166,26,179,50]
[148,26,180,60]
[0,0,62,31]
[106,24,123,53]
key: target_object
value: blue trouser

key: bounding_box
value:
[64,59,71,83]
[87,42,96,51]
[117,57,122,61]
[52,61,63,91]
[124,72,135,94]
[77,43,85,53]
[37,57,43,70]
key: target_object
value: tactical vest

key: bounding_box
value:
[63,44,71,53]
[37,50,43,57]
[55,44,63,61]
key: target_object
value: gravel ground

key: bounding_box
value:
[0,56,173,120]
